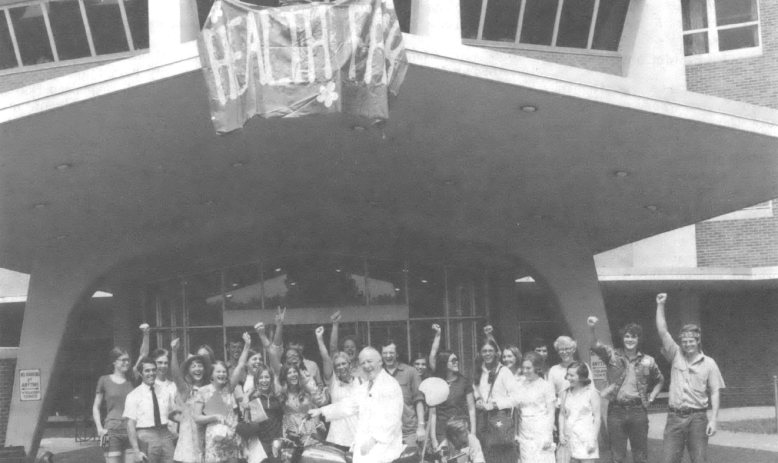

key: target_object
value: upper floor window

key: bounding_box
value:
[682,0,760,60]
[0,0,148,73]
[461,0,630,52]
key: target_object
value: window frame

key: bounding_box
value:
[683,0,762,64]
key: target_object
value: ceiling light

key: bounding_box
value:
[645,205,658,212]
[275,268,282,272]
[443,180,455,186]
[202,200,214,206]
[421,279,428,283]
[231,162,244,168]
[225,294,233,299]
[33,203,48,209]
[55,163,71,171]
[520,105,537,112]
[532,214,545,220]
[613,170,630,178]
[335,269,342,273]
[55,235,68,240]
[231,283,239,287]
[394,287,401,291]
[352,125,366,131]
[290,282,297,286]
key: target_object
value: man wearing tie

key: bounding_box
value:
[124,356,176,463]
[309,347,405,463]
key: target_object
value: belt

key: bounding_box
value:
[136,425,168,430]
[611,398,642,407]
[669,407,706,416]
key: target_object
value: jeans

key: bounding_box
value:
[662,412,708,463]
[137,428,176,463]
[608,405,648,463]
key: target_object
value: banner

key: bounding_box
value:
[198,0,408,133]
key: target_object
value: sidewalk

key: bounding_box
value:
[648,406,778,452]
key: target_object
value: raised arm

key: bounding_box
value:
[484,325,501,355]
[169,338,188,395]
[230,332,252,389]
[328,310,341,355]
[272,307,286,348]
[655,293,674,351]
[428,324,442,371]
[256,321,271,348]
[316,326,334,382]
[133,324,150,381]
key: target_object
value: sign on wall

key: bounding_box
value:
[198,0,408,133]
[589,351,607,383]
[19,369,41,401]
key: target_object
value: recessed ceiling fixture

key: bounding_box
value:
[613,170,630,178]
[335,269,342,273]
[55,163,71,171]
[202,200,215,206]
[55,235,68,240]
[275,268,282,272]
[352,125,366,131]
[520,105,538,112]
[645,205,658,212]
[443,180,455,186]
[532,214,545,220]
[231,162,244,168]
[33,203,48,209]
[421,279,428,283]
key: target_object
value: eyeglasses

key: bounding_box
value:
[449,358,459,363]
[558,348,575,353]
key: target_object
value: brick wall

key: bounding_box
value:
[686,2,778,109]
[696,201,778,267]
[0,358,16,447]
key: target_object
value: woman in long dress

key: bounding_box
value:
[170,338,211,463]
[315,324,360,451]
[559,362,600,463]
[516,352,556,463]
[194,361,243,463]
[474,337,521,463]
[278,362,328,447]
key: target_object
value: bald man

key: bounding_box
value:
[310,347,405,463]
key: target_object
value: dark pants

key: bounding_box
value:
[662,411,708,463]
[136,428,175,463]
[608,404,648,463]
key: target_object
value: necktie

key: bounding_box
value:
[150,385,162,427]
[367,380,374,396]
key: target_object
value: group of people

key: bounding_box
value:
[93,293,724,463]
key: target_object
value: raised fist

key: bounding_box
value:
[656,293,667,305]
[315,326,325,337]
[139,323,149,332]
[432,324,441,334]
[484,325,494,336]
[330,310,341,323]
[242,332,251,344]
[254,322,265,336]
[587,316,598,327]
[170,338,180,350]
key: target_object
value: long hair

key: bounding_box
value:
[108,347,130,377]
[434,350,456,379]
[474,338,501,386]
[278,363,309,404]
[251,364,276,398]
[523,351,545,377]
[501,344,522,371]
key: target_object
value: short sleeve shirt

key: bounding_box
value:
[96,375,134,430]
[662,342,725,409]
[386,363,424,434]
[123,383,174,428]
[434,375,472,440]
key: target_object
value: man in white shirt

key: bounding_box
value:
[309,347,405,463]
[124,356,176,463]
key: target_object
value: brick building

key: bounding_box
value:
[2,0,778,455]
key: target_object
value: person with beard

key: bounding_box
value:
[308,347,405,463]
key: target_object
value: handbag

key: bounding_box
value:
[480,366,515,447]
[235,399,265,441]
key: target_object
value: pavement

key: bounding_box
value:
[28,406,778,462]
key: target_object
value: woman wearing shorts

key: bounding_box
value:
[93,347,137,463]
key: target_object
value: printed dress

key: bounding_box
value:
[197,384,243,463]
[562,388,599,460]
[282,387,327,446]
[174,385,205,463]
[516,376,556,463]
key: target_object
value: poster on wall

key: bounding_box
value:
[589,351,607,383]
[198,0,408,134]
[19,369,41,401]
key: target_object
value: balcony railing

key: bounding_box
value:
[0,0,148,73]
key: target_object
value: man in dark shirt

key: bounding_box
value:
[381,339,426,448]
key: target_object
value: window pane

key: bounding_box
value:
[460,0,484,39]
[556,0,595,48]
[188,328,225,362]
[48,0,91,60]
[684,31,709,55]
[124,0,148,50]
[394,0,411,33]
[0,12,18,70]
[682,0,708,31]
[482,0,520,42]
[408,263,445,318]
[715,0,758,27]
[592,0,629,51]
[185,271,223,326]
[9,5,54,66]
[365,258,405,305]
[520,0,559,46]
[718,24,759,51]
[369,321,408,360]
[158,280,184,327]
[266,254,366,309]
[83,0,129,55]
[224,263,263,311]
